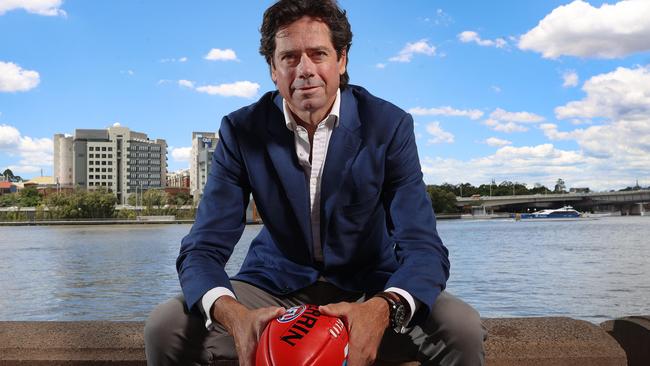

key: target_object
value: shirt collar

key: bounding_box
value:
[283,88,341,131]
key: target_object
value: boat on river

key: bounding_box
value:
[516,206,581,220]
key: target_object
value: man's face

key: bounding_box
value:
[271,16,346,123]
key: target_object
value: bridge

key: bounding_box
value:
[455,189,650,215]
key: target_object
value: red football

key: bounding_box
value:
[256,304,349,366]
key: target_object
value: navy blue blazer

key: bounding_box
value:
[177,85,449,323]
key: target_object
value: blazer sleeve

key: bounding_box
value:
[176,116,251,312]
[382,113,450,323]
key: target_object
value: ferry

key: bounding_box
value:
[517,206,581,219]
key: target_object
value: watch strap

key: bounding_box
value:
[373,291,407,332]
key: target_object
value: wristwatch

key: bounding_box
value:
[373,291,409,333]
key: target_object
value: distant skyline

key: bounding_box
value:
[2,0,650,191]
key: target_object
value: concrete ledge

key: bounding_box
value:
[0,317,634,366]
[601,316,650,366]
[484,317,626,366]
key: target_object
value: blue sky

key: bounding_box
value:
[2,0,650,191]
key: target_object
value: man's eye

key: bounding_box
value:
[282,55,297,63]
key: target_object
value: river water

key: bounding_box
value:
[1,216,648,323]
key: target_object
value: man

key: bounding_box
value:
[145,1,486,365]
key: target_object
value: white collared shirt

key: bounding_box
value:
[201,89,418,331]
[283,89,341,262]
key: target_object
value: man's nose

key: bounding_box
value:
[296,54,315,78]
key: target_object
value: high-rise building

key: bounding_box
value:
[53,134,73,187]
[190,132,218,202]
[167,169,190,188]
[54,124,167,204]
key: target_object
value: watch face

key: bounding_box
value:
[394,304,406,327]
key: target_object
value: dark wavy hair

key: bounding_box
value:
[259,0,353,88]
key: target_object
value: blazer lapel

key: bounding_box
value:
[321,88,362,239]
[266,93,312,253]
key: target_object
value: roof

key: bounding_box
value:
[0,181,14,189]
[24,176,55,185]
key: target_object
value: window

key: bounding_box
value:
[108,161,112,165]
[102,175,106,179]
[89,154,93,158]
[89,147,94,151]
[108,154,112,158]
[89,182,94,186]
[102,154,106,158]
[102,161,106,165]
[108,182,113,186]
[108,168,112,172]
[108,147,112,151]
[102,147,107,151]
[89,168,94,172]
[89,161,94,165]
[102,168,106,172]
[108,175,112,179]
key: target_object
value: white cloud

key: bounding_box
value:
[409,106,483,120]
[484,119,529,133]
[389,39,436,62]
[485,137,512,147]
[483,108,545,133]
[541,120,650,163]
[432,8,453,26]
[170,147,191,162]
[195,81,260,98]
[556,65,650,121]
[562,70,579,88]
[418,142,645,191]
[0,124,53,175]
[490,108,545,123]
[0,124,21,148]
[160,57,188,63]
[375,63,386,69]
[519,0,650,59]
[205,48,238,61]
[425,122,454,144]
[0,61,40,92]
[0,0,66,16]
[178,79,195,88]
[458,31,507,48]
[491,85,502,93]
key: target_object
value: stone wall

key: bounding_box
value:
[0,316,647,365]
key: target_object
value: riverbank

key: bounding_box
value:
[2,316,647,365]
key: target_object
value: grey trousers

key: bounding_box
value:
[145,280,486,366]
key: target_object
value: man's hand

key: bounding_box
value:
[319,297,390,366]
[212,296,285,366]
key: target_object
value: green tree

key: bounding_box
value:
[0,193,19,207]
[142,189,167,209]
[44,189,116,219]
[19,186,41,207]
[2,169,22,182]
[554,178,566,193]
[426,186,458,213]
[167,190,192,206]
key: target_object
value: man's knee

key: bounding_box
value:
[144,295,199,362]
[145,297,178,350]
[434,293,485,346]
[424,292,486,365]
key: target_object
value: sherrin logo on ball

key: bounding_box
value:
[256,304,349,366]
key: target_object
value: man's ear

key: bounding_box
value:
[270,62,278,84]
[338,49,347,75]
